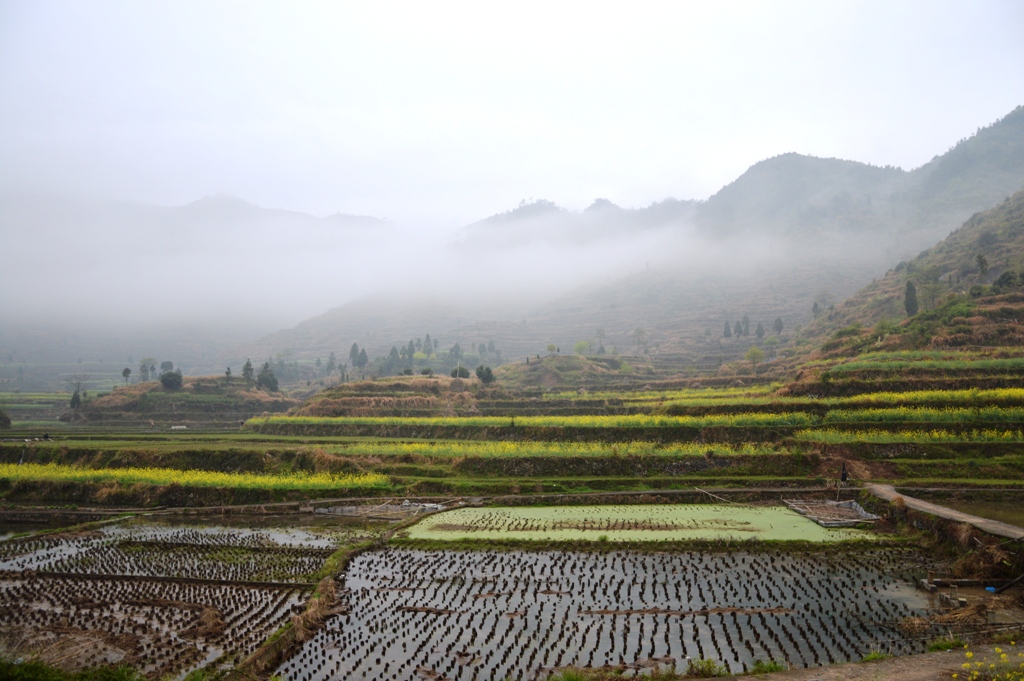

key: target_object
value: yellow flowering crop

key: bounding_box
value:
[0,463,388,490]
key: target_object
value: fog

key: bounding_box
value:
[1,1,1023,371]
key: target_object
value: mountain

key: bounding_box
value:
[696,154,906,237]
[245,106,1024,378]
[801,186,1024,346]
[697,105,1024,254]
[455,197,697,247]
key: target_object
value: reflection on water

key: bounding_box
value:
[942,500,1024,528]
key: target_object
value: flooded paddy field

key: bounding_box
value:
[940,499,1024,529]
[0,514,384,676]
[405,504,871,543]
[278,547,937,681]
[0,572,306,676]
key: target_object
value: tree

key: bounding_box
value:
[773,317,784,335]
[349,343,360,368]
[160,361,174,375]
[904,280,919,317]
[475,365,495,384]
[734,321,743,336]
[755,322,765,339]
[631,327,647,352]
[744,346,765,375]
[257,362,279,392]
[64,373,93,396]
[224,367,232,384]
[326,352,337,376]
[573,340,589,355]
[764,336,779,359]
[69,390,81,411]
[122,367,131,384]
[723,321,732,338]
[741,315,750,336]
[357,348,368,374]
[976,254,989,277]
[451,366,469,378]
[315,357,322,369]
[139,357,155,382]
[546,344,556,354]
[812,301,820,318]
[241,359,255,384]
[160,370,183,390]
[451,343,463,360]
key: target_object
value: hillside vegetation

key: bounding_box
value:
[75,375,298,426]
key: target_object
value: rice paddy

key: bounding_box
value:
[0,515,385,677]
[404,505,871,543]
[276,547,936,681]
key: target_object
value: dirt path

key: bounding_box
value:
[867,484,1024,540]
[756,643,1022,680]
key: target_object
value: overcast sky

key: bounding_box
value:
[1,0,1023,228]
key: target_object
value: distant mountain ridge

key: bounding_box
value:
[455,197,698,247]
[460,106,1024,257]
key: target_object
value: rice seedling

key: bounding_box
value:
[276,547,936,680]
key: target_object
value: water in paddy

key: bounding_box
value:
[941,500,1024,529]
[277,548,936,681]
[0,515,382,579]
[0,521,72,542]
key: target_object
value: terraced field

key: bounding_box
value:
[0,516,384,677]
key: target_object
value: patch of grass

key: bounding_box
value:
[750,659,787,673]
[927,636,966,652]
[860,650,890,662]
[0,659,145,681]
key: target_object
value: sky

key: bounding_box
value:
[2,1,1023,229]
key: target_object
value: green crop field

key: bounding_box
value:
[404,504,871,543]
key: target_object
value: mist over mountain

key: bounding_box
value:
[245,107,1024,372]
[3,106,1024,390]
[455,197,698,248]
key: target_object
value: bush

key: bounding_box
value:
[685,658,728,677]
[159,370,183,390]
[450,367,470,378]
[475,365,495,384]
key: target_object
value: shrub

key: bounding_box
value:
[685,658,728,677]
[160,370,183,390]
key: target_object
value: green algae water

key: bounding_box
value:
[407,504,871,542]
